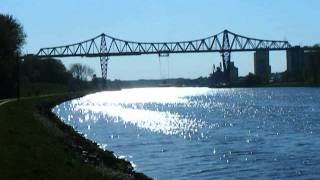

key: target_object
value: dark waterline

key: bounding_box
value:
[53,87,320,179]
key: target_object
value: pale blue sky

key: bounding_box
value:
[1,0,319,80]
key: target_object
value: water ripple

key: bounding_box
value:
[53,87,320,179]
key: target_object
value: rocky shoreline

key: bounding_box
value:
[35,93,151,180]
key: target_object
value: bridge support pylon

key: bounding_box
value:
[100,33,109,85]
[221,51,231,83]
[100,56,109,80]
[221,30,231,84]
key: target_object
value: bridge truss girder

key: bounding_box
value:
[34,30,292,81]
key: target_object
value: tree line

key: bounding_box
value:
[0,14,95,98]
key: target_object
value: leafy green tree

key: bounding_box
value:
[0,14,26,98]
[21,57,72,84]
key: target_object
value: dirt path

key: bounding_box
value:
[0,99,15,106]
[0,93,72,107]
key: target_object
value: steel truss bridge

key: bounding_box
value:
[32,30,292,81]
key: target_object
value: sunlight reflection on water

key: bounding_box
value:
[53,87,320,179]
[68,87,214,136]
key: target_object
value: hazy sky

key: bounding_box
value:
[1,0,320,80]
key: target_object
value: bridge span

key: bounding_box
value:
[28,30,292,82]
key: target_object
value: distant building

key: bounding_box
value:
[286,47,320,82]
[254,50,270,82]
[229,61,238,82]
[210,64,224,85]
[286,46,304,74]
[304,50,320,68]
[210,61,238,85]
[303,50,320,82]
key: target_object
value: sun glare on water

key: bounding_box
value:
[66,87,213,136]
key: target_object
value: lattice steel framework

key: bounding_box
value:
[221,30,231,82]
[35,30,291,81]
[100,34,109,80]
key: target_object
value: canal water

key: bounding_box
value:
[53,87,320,179]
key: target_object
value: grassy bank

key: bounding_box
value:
[0,93,151,180]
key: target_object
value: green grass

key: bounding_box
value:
[20,83,69,97]
[0,94,150,180]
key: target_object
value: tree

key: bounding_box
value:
[0,14,26,98]
[21,57,72,84]
[0,14,26,57]
[69,63,94,81]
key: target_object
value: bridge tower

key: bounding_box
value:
[100,33,109,81]
[221,30,231,83]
